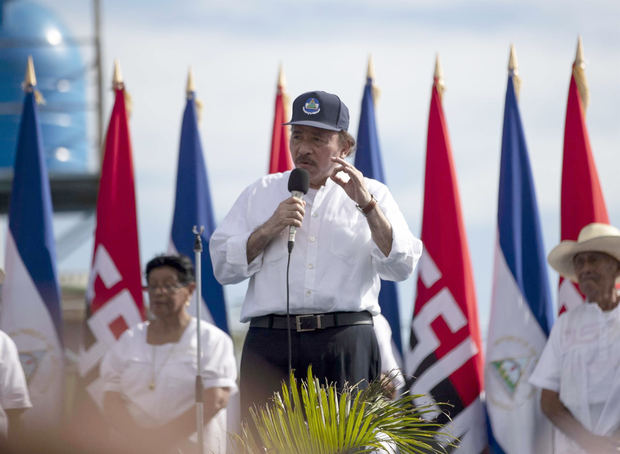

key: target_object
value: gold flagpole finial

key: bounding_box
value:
[277,64,291,124]
[185,66,203,123]
[366,54,380,104]
[23,56,45,104]
[112,59,131,114]
[186,66,195,96]
[434,54,445,99]
[508,44,522,100]
[575,36,585,70]
[573,36,589,111]
[366,54,375,80]
[508,44,518,74]
[277,63,286,89]
[112,59,124,89]
[24,55,37,89]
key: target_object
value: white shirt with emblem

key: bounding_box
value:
[529,302,620,453]
[209,171,422,322]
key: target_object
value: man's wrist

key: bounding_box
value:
[356,194,377,216]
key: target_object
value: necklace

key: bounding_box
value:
[147,318,191,390]
[149,341,179,390]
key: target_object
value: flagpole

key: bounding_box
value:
[355,55,405,362]
[193,225,205,454]
[405,55,487,450]
[1,54,64,429]
[268,64,293,173]
[485,44,554,453]
[558,37,609,313]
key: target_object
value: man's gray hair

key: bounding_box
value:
[338,130,356,154]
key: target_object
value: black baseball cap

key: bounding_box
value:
[284,90,349,132]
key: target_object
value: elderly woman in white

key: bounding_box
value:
[101,255,237,454]
[530,223,620,454]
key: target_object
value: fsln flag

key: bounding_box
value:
[170,69,229,333]
[405,57,487,452]
[79,61,145,405]
[268,65,293,174]
[354,56,403,362]
[0,56,63,427]
[484,47,554,454]
[558,37,609,314]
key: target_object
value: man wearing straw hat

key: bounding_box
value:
[530,222,620,454]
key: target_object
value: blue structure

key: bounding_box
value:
[0,0,89,173]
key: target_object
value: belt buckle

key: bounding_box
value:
[296,314,322,332]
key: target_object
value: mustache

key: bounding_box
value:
[295,157,315,165]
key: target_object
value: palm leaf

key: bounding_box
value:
[231,366,457,453]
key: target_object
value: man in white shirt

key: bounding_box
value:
[530,223,620,453]
[210,90,421,418]
[0,329,31,443]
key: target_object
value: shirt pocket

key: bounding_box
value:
[328,224,370,265]
[322,197,371,265]
[262,231,288,264]
[561,321,598,350]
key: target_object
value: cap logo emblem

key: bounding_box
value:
[302,97,320,115]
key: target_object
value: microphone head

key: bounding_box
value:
[288,168,309,194]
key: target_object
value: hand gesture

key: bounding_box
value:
[330,157,371,207]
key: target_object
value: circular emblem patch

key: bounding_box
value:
[11,328,60,393]
[302,97,320,115]
[486,336,538,410]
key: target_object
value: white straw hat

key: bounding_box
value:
[547,222,620,282]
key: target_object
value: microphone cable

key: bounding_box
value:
[284,168,308,381]
[286,248,293,376]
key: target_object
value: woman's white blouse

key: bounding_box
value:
[101,318,237,454]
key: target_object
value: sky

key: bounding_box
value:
[27,0,620,340]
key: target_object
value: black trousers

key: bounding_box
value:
[239,323,380,422]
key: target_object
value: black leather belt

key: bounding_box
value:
[250,311,373,332]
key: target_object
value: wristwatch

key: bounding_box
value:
[356,194,377,216]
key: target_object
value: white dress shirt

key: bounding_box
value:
[530,302,620,454]
[210,171,422,322]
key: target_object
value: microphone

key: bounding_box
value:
[287,168,309,252]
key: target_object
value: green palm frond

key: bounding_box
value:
[231,367,457,454]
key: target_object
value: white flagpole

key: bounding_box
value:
[192,225,205,454]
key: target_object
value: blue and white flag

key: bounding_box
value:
[170,89,229,333]
[0,70,64,427]
[484,58,554,453]
[354,65,403,363]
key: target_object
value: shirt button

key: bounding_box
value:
[312,212,318,218]
[306,290,312,296]
[309,236,316,242]
[308,263,314,269]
